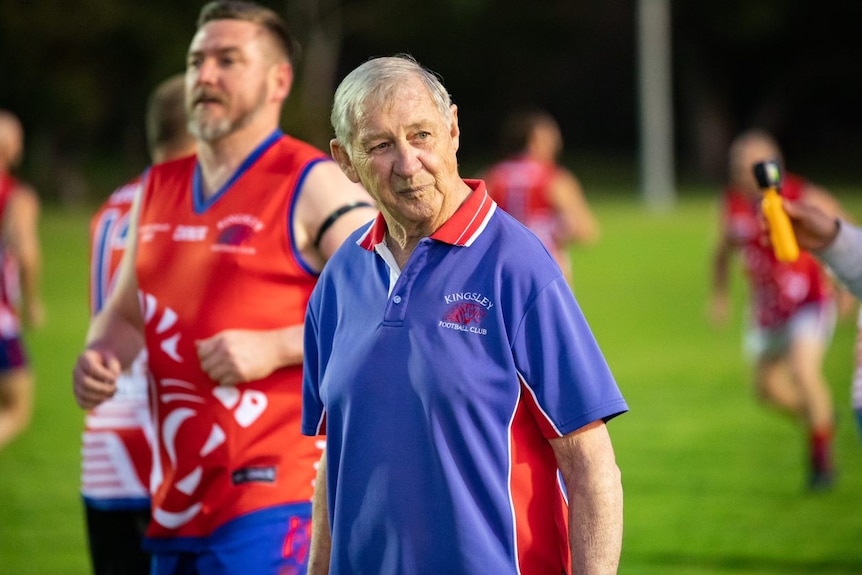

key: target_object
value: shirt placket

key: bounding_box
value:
[378,239,430,326]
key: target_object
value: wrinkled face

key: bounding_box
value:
[185,19,280,142]
[338,79,461,230]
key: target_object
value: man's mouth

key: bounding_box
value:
[396,184,429,196]
[193,92,225,107]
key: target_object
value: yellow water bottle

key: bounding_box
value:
[753,159,799,263]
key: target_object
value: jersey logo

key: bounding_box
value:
[438,291,493,336]
[217,224,255,245]
[442,303,487,325]
[211,214,264,254]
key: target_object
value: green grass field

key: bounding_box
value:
[1,190,861,574]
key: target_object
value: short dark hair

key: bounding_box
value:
[499,109,557,156]
[197,1,300,66]
[145,74,191,158]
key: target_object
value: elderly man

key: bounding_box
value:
[302,55,627,575]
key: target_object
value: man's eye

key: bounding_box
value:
[369,142,389,153]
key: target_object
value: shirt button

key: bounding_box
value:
[392,295,402,304]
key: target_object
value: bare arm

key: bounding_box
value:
[3,185,43,328]
[86,194,146,362]
[550,420,623,575]
[547,168,600,247]
[709,228,735,325]
[308,450,332,575]
[73,196,145,409]
[293,160,378,269]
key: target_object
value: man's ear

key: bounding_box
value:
[330,139,360,183]
[450,104,461,152]
[270,61,293,103]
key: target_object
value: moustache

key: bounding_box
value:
[192,89,227,107]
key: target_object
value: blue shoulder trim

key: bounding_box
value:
[288,157,330,277]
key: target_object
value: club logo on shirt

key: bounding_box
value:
[212,214,264,254]
[438,291,493,336]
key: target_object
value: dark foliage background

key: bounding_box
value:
[2,0,861,203]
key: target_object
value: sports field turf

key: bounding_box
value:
[1,189,860,574]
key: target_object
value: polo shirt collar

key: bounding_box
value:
[357,179,496,251]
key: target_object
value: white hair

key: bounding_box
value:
[330,54,453,156]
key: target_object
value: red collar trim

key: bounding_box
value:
[357,180,496,250]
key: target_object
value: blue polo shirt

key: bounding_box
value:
[302,180,627,575]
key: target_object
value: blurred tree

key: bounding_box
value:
[0,0,198,203]
[284,0,492,150]
[2,0,860,204]
[283,0,343,150]
[674,0,862,182]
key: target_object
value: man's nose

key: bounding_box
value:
[193,58,219,85]
[393,144,422,177]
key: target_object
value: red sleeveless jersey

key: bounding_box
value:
[722,173,831,327]
[90,176,141,315]
[136,134,326,540]
[0,172,21,330]
[484,156,560,258]
[0,172,16,221]
[83,175,153,508]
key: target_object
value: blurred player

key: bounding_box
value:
[483,109,599,283]
[72,2,377,573]
[710,129,850,490]
[82,74,195,575]
[0,109,44,451]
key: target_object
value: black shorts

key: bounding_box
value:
[85,505,152,575]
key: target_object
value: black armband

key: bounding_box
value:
[314,202,375,249]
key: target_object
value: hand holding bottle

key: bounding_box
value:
[753,159,799,262]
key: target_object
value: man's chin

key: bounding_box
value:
[189,119,232,142]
